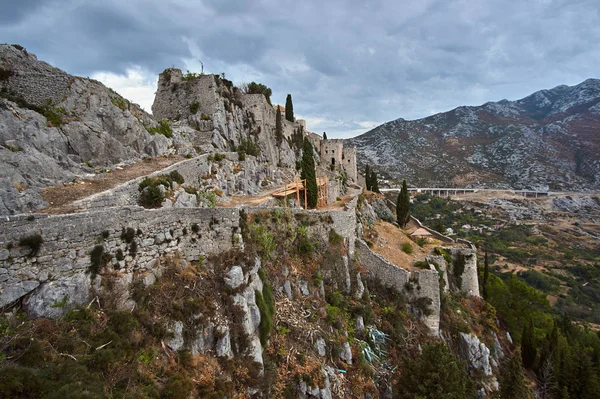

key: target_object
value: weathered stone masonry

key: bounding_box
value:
[0,207,241,313]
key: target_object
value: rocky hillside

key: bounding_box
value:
[0,45,307,215]
[0,44,171,214]
[348,79,600,191]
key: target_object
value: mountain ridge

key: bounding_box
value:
[348,78,600,190]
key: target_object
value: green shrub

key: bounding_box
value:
[246,82,272,105]
[0,68,13,81]
[237,137,261,157]
[238,150,246,161]
[18,234,43,256]
[189,100,199,114]
[401,242,413,254]
[329,229,344,245]
[2,143,23,152]
[89,245,106,277]
[181,70,200,81]
[120,227,135,243]
[454,253,466,287]
[111,96,129,111]
[146,119,172,138]
[414,260,429,269]
[200,113,211,121]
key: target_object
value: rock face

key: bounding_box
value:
[152,69,299,168]
[349,78,600,191]
[0,44,170,215]
[458,332,493,376]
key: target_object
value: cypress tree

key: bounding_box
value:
[365,165,371,190]
[285,94,294,122]
[370,170,380,193]
[482,250,489,300]
[323,132,327,140]
[301,138,318,208]
[522,317,537,369]
[275,107,283,146]
[499,350,532,399]
[396,180,410,227]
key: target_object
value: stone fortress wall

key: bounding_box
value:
[0,206,241,314]
[0,45,71,107]
[320,139,358,184]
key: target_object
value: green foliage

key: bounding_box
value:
[111,96,129,111]
[120,227,136,243]
[498,350,532,399]
[323,132,327,140]
[162,374,194,398]
[237,136,261,157]
[139,185,165,208]
[197,190,217,208]
[189,100,199,114]
[181,70,200,81]
[200,113,211,121]
[246,82,272,105]
[300,138,318,208]
[395,342,476,399]
[251,224,276,259]
[256,269,275,347]
[208,152,226,162]
[329,229,344,245]
[0,68,13,81]
[521,318,537,368]
[146,119,172,138]
[1,143,23,152]
[453,252,465,288]
[517,269,560,294]
[396,180,410,227]
[482,250,489,300]
[50,295,69,309]
[414,260,429,269]
[285,94,294,122]
[89,245,106,277]
[18,234,43,256]
[137,172,183,208]
[401,242,413,254]
[275,107,283,146]
[168,170,184,185]
[486,273,552,341]
[370,170,379,193]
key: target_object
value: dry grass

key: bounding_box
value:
[40,155,183,213]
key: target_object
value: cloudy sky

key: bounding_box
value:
[2,0,599,138]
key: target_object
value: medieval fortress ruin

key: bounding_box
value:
[0,45,480,380]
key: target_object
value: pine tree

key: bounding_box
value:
[395,343,476,398]
[522,317,537,369]
[396,180,410,227]
[275,107,283,146]
[482,250,489,300]
[499,350,532,399]
[323,132,327,140]
[285,94,294,122]
[301,138,318,208]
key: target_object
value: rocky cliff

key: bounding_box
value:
[349,79,600,191]
[0,44,171,214]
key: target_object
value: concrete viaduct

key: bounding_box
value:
[380,187,569,198]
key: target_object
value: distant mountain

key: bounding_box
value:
[348,79,600,191]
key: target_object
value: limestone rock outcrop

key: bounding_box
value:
[0,44,170,215]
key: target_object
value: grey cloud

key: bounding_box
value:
[1,0,599,138]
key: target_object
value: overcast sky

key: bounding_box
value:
[2,0,599,138]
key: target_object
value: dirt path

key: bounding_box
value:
[39,156,184,213]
